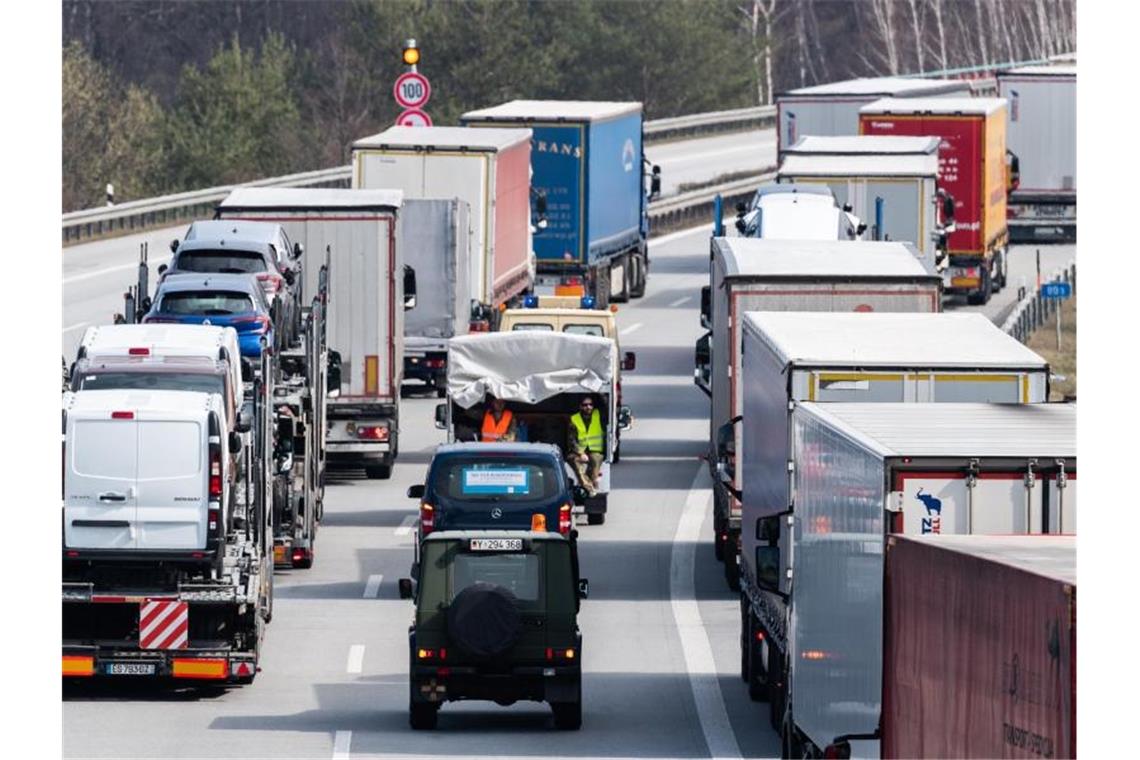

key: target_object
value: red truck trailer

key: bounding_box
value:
[882,534,1075,759]
[859,97,1010,305]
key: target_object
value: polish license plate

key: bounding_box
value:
[469,538,523,552]
[105,662,156,676]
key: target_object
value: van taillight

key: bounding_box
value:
[111,411,134,420]
[559,503,572,535]
[208,508,220,533]
[420,503,435,536]
[209,451,222,497]
[256,273,283,295]
[128,347,150,356]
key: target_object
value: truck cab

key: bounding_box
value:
[398,530,587,730]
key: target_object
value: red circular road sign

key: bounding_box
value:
[395,108,433,128]
[393,72,431,109]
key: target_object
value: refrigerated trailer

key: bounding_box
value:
[217,188,408,480]
[696,238,942,587]
[352,126,533,329]
[860,97,1011,304]
[881,535,1075,760]
[776,77,971,157]
[461,100,656,306]
[778,136,948,267]
[997,64,1077,242]
[737,401,1076,757]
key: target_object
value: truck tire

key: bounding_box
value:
[966,266,993,305]
[713,510,725,562]
[746,616,768,702]
[611,256,630,304]
[724,548,741,591]
[768,655,786,732]
[409,700,439,730]
[365,463,393,479]
[992,251,1005,293]
[630,253,647,299]
[447,582,522,659]
[552,698,582,730]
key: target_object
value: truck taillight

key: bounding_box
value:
[424,358,445,369]
[420,503,434,536]
[355,425,389,440]
[209,450,222,497]
[559,503,572,535]
[469,320,490,332]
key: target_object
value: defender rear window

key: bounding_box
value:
[451,552,541,602]
[563,324,604,337]
[77,373,225,396]
[511,323,554,332]
[159,291,254,316]
[432,458,563,503]
[176,251,268,274]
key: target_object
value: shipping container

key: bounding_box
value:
[737,400,1075,756]
[997,64,1077,242]
[778,136,946,265]
[698,239,942,588]
[883,535,1075,759]
[217,188,406,478]
[462,101,653,305]
[859,97,1010,304]
[352,126,533,322]
[776,77,971,157]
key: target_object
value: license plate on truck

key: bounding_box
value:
[105,662,156,676]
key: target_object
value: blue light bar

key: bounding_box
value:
[523,295,539,308]
[580,296,597,310]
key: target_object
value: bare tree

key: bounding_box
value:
[858,0,901,75]
[926,0,950,71]
[973,0,991,67]
[739,0,781,104]
[904,0,927,73]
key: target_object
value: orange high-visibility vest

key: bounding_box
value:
[481,409,514,441]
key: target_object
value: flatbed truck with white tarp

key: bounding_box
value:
[736,401,1075,757]
[696,239,943,589]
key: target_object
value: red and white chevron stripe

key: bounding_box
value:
[139,600,189,650]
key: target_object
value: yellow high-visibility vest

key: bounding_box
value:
[570,409,604,452]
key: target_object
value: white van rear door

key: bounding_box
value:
[135,419,207,550]
[66,417,138,550]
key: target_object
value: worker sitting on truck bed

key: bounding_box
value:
[569,396,604,496]
[480,396,517,442]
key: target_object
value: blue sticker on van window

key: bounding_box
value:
[461,468,531,495]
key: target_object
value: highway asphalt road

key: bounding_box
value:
[63,224,780,760]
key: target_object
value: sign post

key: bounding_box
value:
[1040,281,1072,350]
[394,39,431,127]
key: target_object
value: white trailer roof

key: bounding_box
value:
[779,153,938,178]
[743,312,1046,368]
[353,126,532,152]
[447,331,615,409]
[781,77,970,97]
[784,136,940,155]
[220,187,403,210]
[462,100,641,122]
[800,401,1076,458]
[861,97,1006,116]
[715,239,935,280]
[900,534,1075,585]
[1000,64,1077,77]
[64,388,219,417]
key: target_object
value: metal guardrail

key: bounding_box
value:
[1000,260,1076,343]
[62,106,779,246]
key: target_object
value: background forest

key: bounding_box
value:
[62,0,1076,211]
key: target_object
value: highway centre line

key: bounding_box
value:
[362,574,383,599]
[346,645,365,674]
[670,467,743,760]
[620,322,643,337]
[394,515,417,536]
[669,295,692,308]
[332,730,351,759]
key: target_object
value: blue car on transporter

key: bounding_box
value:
[143,273,275,358]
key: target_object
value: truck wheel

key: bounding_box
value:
[630,254,647,299]
[409,701,439,730]
[768,656,786,732]
[365,464,393,480]
[746,617,768,701]
[991,252,1005,293]
[724,548,741,591]
[613,437,621,464]
[966,267,993,306]
[587,512,606,526]
[552,698,582,730]
[713,512,725,562]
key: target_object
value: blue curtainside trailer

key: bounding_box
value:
[461,100,660,306]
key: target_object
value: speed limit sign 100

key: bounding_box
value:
[394,72,431,109]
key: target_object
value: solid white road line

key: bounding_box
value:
[346,645,365,674]
[63,322,88,334]
[650,224,712,247]
[620,322,643,337]
[394,515,417,536]
[332,730,351,759]
[669,295,692,308]
[362,574,383,599]
[671,468,743,760]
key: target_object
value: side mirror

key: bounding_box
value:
[941,193,956,223]
[694,332,711,397]
[228,431,242,453]
[434,403,447,430]
[404,265,418,311]
[140,296,152,314]
[169,240,179,253]
[649,165,661,199]
[622,351,636,372]
[282,269,295,286]
[577,578,590,600]
[734,201,747,216]
[157,263,168,276]
[236,404,252,433]
[617,405,633,432]
[535,192,548,216]
[842,203,853,213]
[276,452,294,475]
[407,484,425,499]
[571,485,589,505]
[327,351,342,396]
[699,285,711,329]
[398,578,414,599]
[241,358,254,383]
[293,242,304,260]
[856,223,868,236]
[756,546,780,593]
[734,217,747,234]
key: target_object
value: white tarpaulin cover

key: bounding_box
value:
[447,332,615,409]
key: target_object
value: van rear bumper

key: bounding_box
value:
[63,547,218,565]
[410,664,581,705]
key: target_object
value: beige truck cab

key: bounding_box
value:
[499,297,636,374]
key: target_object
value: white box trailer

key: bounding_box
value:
[776,77,971,157]
[216,188,406,479]
[997,64,1077,242]
[352,126,534,326]
[738,401,1075,757]
[778,136,945,266]
[696,238,941,586]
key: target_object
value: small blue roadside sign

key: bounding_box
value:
[1040,282,1072,299]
